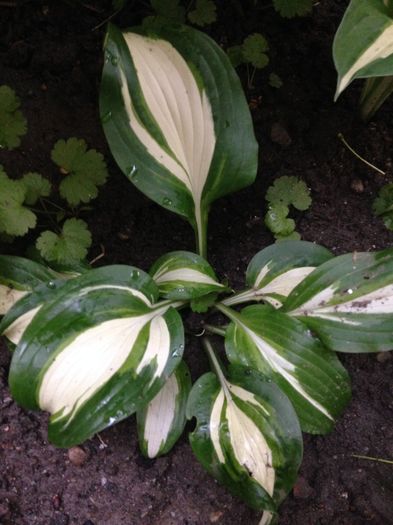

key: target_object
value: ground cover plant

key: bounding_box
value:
[1,2,393,524]
[1,17,393,524]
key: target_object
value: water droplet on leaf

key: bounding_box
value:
[162,197,172,206]
[101,111,112,123]
[47,281,56,289]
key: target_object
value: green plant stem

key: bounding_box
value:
[360,76,393,122]
[351,454,393,465]
[204,324,227,337]
[195,209,208,259]
[338,133,385,176]
[221,288,256,306]
[202,337,231,397]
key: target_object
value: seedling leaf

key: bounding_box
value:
[150,0,185,23]
[227,45,244,68]
[273,0,312,18]
[36,218,92,264]
[269,73,283,89]
[190,292,218,313]
[266,176,311,211]
[373,183,393,230]
[242,34,269,69]
[265,204,295,236]
[51,138,108,207]
[0,85,27,150]
[20,172,52,205]
[188,0,217,27]
[0,167,36,236]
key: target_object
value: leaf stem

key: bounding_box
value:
[202,337,231,398]
[204,324,227,337]
[351,454,393,465]
[338,133,385,176]
[221,288,256,306]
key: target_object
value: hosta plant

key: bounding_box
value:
[1,23,393,525]
[333,0,393,120]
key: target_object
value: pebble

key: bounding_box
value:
[376,352,391,363]
[293,476,314,499]
[270,122,292,146]
[350,179,364,193]
[209,510,224,522]
[68,446,88,466]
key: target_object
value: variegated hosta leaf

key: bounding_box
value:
[137,360,191,458]
[334,0,393,99]
[9,265,184,447]
[0,255,57,316]
[0,279,67,346]
[283,249,393,353]
[150,250,225,300]
[220,304,351,434]
[187,363,302,511]
[223,241,332,308]
[100,23,258,256]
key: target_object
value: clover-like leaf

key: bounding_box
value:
[373,183,393,230]
[0,85,27,150]
[36,218,92,265]
[265,204,295,236]
[188,0,217,26]
[51,138,108,206]
[266,176,311,211]
[273,0,312,18]
[0,167,36,236]
[242,34,269,69]
[20,172,52,206]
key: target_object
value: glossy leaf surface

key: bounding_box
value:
[223,241,332,308]
[187,363,302,511]
[334,0,393,98]
[221,304,351,434]
[137,360,191,458]
[284,249,393,353]
[100,23,258,256]
[150,250,224,300]
[9,265,184,447]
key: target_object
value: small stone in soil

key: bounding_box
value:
[376,352,391,363]
[68,446,88,466]
[270,122,292,146]
[293,476,314,499]
[350,179,364,193]
[209,510,224,522]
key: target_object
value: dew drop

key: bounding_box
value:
[131,269,140,279]
[128,165,138,179]
[47,281,56,289]
[101,111,112,123]
[162,197,172,206]
[111,55,119,66]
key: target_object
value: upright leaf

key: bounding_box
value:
[283,249,393,353]
[9,266,184,447]
[220,303,351,434]
[137,360,191,458]
[334,0,393,99]
[187,358,302,511]
[100,23,258,256]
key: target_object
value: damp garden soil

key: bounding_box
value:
[0,1,393,524]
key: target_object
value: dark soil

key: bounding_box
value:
[1,1,393,524]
